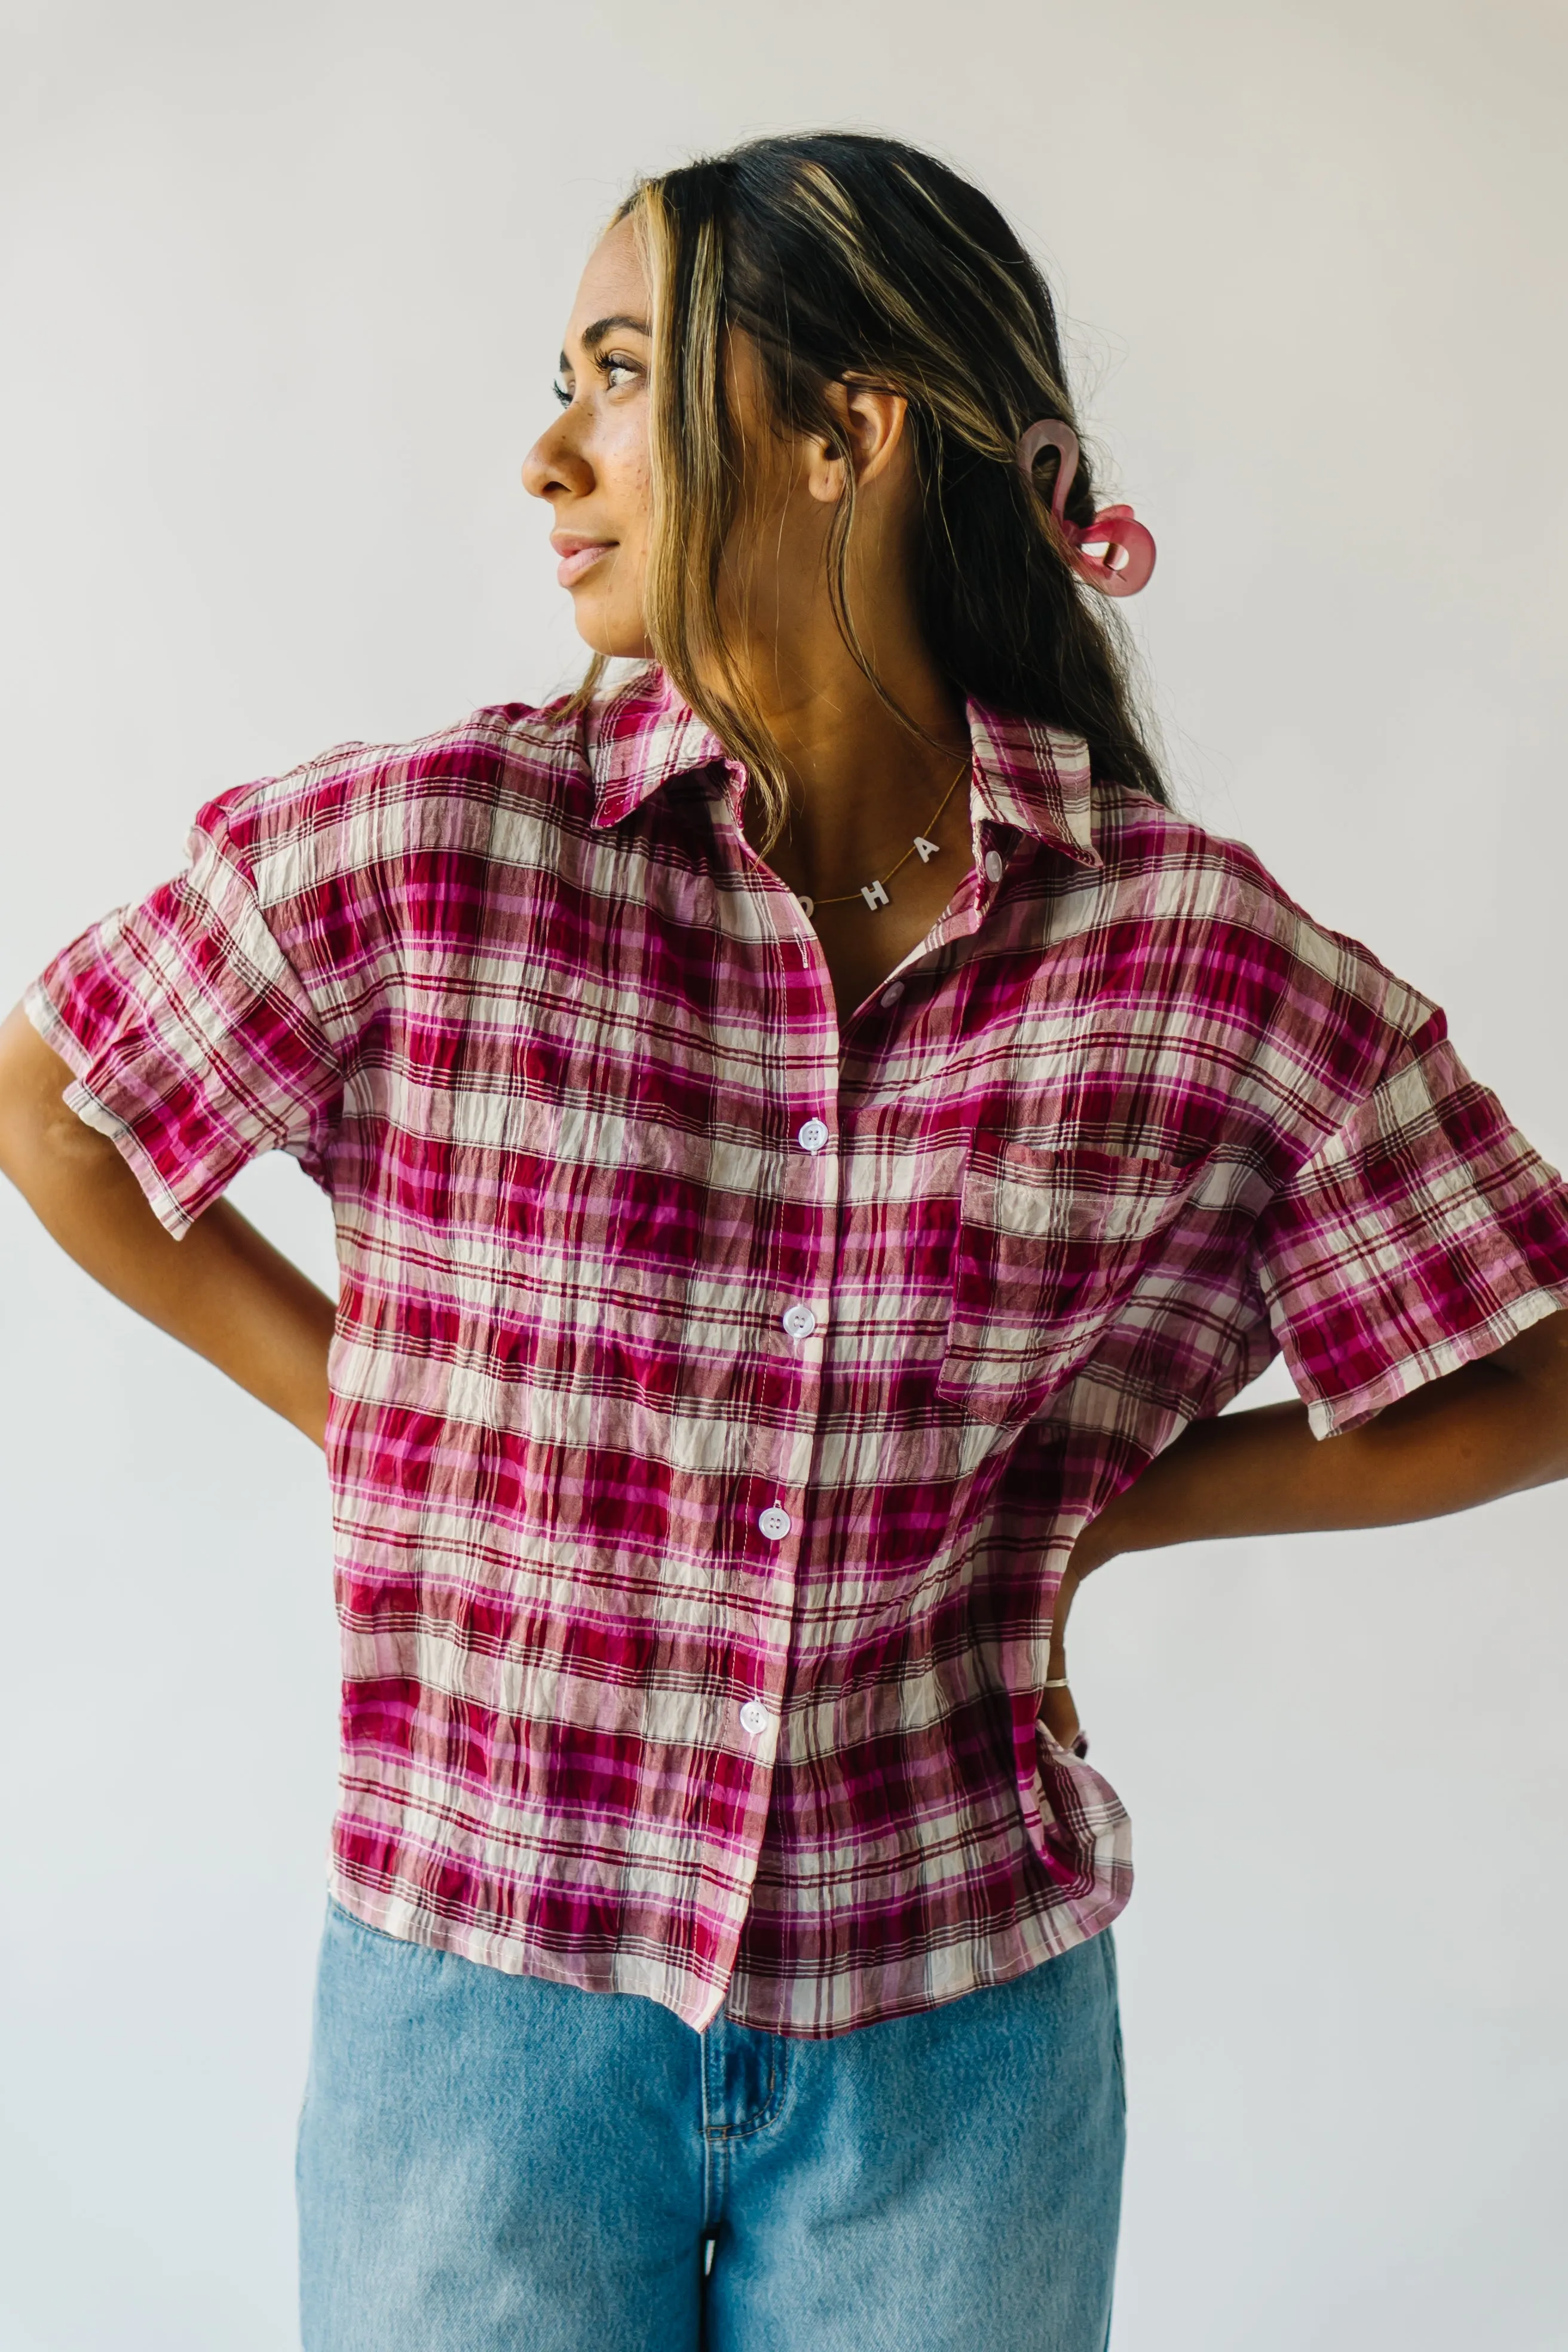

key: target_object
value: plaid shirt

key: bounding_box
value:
[28,670,1568,2035]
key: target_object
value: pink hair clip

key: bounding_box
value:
[1016,419,1156,598]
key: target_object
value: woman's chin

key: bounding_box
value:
[571,596,651,662]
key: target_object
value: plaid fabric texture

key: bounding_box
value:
[27,669,1568,2034]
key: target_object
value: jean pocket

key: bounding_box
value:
[935,1138,1203,1424]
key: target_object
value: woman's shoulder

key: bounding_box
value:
[188,696,593,908]
[1088,776,1437,1072]
[1091,776,1314,917]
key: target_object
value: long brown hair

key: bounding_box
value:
[579,131,1168,847]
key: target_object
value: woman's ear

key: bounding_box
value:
[803,382,910,506]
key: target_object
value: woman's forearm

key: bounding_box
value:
[1077,1309,1568,1575]
[1039,1310,1568,1732]
[0,1007,334,1446]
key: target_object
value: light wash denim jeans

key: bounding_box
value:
[297,1900,1124,2351]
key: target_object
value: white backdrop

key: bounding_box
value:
[2,3,1565,2345]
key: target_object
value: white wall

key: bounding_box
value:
[2,2,1564,2345]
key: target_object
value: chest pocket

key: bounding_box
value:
[936,1138,1202,1425]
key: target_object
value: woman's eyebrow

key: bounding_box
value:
[563,313,652,366]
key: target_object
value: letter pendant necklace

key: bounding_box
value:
[792,758,969,921]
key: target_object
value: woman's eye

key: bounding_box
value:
[550,353,641,411]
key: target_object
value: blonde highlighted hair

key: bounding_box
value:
[577,132,1166,849]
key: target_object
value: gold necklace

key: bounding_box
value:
[792,758,970,921]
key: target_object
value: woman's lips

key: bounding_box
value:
[555,540,615,587]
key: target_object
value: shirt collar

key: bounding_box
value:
[964,703,1101,868]
[586,668,731,829]
[586,667,1102,869]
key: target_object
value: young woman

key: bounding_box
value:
[2,131,1566,2352]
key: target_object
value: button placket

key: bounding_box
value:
[730,937,840,1793]
[692,776,839,2006]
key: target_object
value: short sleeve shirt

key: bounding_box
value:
[27,668,1568,2035]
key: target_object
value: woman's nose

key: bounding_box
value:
[522,417,592,502]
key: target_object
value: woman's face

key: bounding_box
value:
[523,213,914,675]
[522,215,656,659]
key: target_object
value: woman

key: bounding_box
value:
[1,132,1565,2352]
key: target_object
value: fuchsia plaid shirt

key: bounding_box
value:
[28,669,1568,2035]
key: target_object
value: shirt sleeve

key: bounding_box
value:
[23,799,342,1238]
[1251,1009,1568,1437]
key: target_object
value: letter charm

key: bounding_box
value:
[913,836,940,863]
[860,878,890,911]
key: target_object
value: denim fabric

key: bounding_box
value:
[298,1901,1124,2351]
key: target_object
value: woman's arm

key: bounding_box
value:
[0,1003,335,1446]
[1043,1309,1568,1732]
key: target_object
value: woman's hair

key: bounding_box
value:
[584,130,1168,844]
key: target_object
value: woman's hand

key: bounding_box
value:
[0,1006,335,1447]
[1042,1308,1568,1738]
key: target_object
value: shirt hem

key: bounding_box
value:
[325,1860,1131,2041]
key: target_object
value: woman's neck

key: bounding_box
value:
[721,623,978,1025]
[731,612,972,901]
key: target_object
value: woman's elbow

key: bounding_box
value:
[0,1004,106,1189]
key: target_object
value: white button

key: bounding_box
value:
[740,1699,771,1737]
[879,982,904,1008]
[758,1503,792,1541]
[797,1117,829,1154]
[781,1303,817,1340]
[984,849,1004,884]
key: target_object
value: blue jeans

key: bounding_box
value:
[297,1901,1124,2351]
